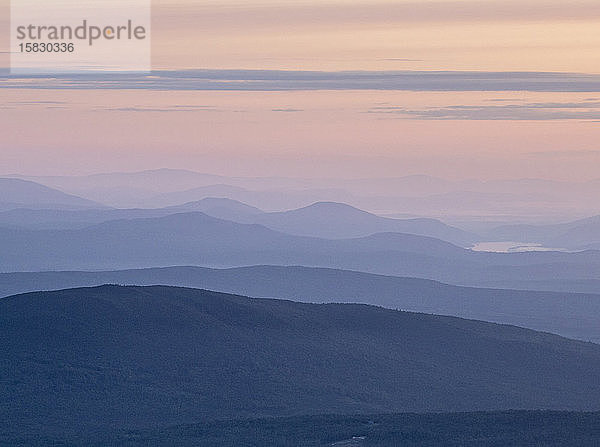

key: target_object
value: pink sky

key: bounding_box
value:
[1,0,600,180]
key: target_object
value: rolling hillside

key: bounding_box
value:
[1,212,600,293]
[2,285,600,437]
[2,265,600,342]
[0,178,104,211]
[484,215,600,251]
[0,199,474,247]
[239,202,477,246]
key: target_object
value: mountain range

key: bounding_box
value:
[0,178,103,211]
[8,170,600,222]
[229,201,476,245]
[2,265,600,342]
[0,194,475,245]
[4,174,600,249]
[2,211,600,293]
[2,285,600,437]
[484,215,600,251]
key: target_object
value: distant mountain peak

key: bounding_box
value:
[166,197,264,219]
[178,196,261,209]
[0,177,104,210]
[292,201,372,215]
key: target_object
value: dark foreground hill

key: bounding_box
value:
[3,266,600,343]
[10,411,599,446]
[2,285,600,438]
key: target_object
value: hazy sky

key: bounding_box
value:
[1,0,600,180]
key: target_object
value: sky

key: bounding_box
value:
[1,0,600,180]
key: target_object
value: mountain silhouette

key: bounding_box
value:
[2,285,600,436]
[485,215,600,250]
[0,198,475,246]
[2,265,600,342]
[0,178,104,211]
[242,202,477,246]
[165,197,264,221]
[1,212,600,292]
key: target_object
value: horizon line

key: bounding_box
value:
[3,68,600,92]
